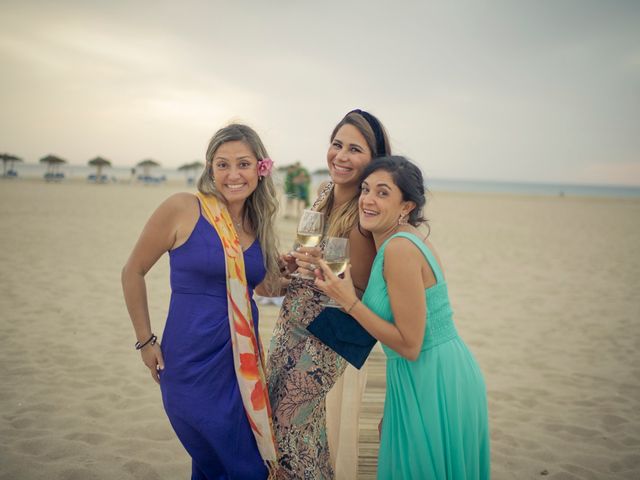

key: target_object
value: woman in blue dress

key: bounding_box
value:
[122,124,282,479]
[315,156,490,479]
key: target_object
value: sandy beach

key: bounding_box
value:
[1,179,639,479]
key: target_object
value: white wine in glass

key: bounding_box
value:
[296,210,324,247]
[322,237,350,308]
[291,209,325,279]
[296,232,323,248]
[325,259,348,275]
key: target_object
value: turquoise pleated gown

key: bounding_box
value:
[362,232,490,480]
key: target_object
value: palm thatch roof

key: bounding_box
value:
[40,154,67,165]
[137,159,160,168]
[88,156,112,167]
[178,161,205,171]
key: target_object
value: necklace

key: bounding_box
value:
[230,216,243,230]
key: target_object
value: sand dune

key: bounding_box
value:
[0,180,638,479]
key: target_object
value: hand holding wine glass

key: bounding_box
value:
[320,237,350,307]
[292,210,324,279]
[314,256,358,311]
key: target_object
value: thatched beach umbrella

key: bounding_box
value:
[181,160,205,170]
[88,156,112,181]
[40,154,67,175]
[137,159,160,176]
[178,161,205,185]
[178,161,204,173]
[1,153,22,176]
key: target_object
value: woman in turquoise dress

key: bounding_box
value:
[315,156,490,479]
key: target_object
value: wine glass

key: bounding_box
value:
[321,236,350,308]
[291,210,324,279]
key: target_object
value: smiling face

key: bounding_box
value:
[359,169,415,236]
[326,124,373,188]
[211,140,259,207]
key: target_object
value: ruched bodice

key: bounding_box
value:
[363,232,459,358]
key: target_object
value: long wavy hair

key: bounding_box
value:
[315,110,391,237]
[197,123,280,292]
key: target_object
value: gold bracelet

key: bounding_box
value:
[346,298,359,314]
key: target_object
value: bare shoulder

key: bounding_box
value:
[164,192,198,208]
[385,236,422,255]
[157,192,199,215]
[386,235,446,280]
[384,237,424,265]
[382,237,426,288]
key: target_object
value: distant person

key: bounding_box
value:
[315,156,490,479]
[283,163,298,218]
[292,162,311,215]
[122,123,282,479]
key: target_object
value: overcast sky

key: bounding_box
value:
[1,0,638,185]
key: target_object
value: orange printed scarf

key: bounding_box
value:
[196,192,278,470]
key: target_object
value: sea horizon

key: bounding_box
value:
[3,162,640,198]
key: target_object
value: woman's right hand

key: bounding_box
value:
[140,343,164,384]
[291,246,322,278]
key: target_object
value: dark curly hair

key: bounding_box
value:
[359,155,428,228]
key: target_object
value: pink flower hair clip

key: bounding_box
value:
[257,157,274,177]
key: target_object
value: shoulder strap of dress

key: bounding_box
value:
[194,193,203,215]
[311,181,333,210]
[382,232,444,283]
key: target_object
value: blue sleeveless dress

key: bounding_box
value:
[159,204,268,480]
[362,232,490,480]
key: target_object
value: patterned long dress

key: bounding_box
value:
[267,183,347,479]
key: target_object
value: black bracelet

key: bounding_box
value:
[135,334,157,350]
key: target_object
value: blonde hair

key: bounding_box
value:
[197,124,280,293]
[316,111,391,237]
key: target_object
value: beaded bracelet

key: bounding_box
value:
[135,333,157,350]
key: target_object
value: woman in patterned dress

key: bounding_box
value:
[267,109,391,479]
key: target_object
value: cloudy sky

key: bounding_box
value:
[1,0,638,185]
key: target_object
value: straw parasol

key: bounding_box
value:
[88,156,112,182]
[40,154,67,179]
[177,160,204,172]
[178,161,205,185]
[137,159,160,176]
[1,153,22,177]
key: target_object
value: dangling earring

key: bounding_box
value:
[398,214,409,226]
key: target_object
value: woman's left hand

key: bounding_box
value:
[279,252,298,277]
[314,259,358,309]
